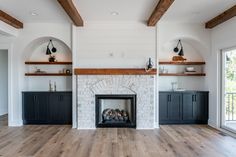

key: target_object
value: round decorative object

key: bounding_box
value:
[51,47,57,53]
[66,69,71,74]
[174,47,179,53]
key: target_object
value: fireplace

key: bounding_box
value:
[77,75,155,129]
[95,94,136,128]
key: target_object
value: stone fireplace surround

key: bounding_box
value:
[77,74,156,129]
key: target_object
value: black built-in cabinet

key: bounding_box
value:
[22,92,72,125]
[159,91,208,124]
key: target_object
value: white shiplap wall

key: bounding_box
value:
[75,22,156,68]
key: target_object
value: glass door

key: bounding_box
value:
[221,48,236,132]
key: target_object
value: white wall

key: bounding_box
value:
[0,21,18,37]
[209,17,236,128]
[0,20,216,127]
[156,22,211,126]
[75,22,212,127]
[75,22,156,68]
[3,23,72,126]
[74,21,158,127]
[157,22,211,91]
[24,39,72,91]
[0,50,8,116]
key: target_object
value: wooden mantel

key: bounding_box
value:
[74,68,157,75]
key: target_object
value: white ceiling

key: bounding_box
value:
[0,0,70,23]
[161,0,236,23]
[74,0,158,22]
[0,0,235,24]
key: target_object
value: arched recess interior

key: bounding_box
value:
[161,36,209,61]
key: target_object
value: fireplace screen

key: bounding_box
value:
[95,95,136,128]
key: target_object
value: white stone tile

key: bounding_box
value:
[77,75,156,129]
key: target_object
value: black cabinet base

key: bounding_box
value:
[159,120,208,125]
[23,120,72,125]
[22,92,72,125]
[159,91,209,125]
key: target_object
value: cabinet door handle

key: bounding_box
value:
[60,95,63,101]
[34,96,37,102]
[192,95,194,102]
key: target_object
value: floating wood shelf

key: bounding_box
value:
[159,73,206,76]
[159,61,205,65]
[74,68,157,75]
[25,73,72,76]
[25,61,72,65]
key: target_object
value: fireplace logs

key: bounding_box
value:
[102,108,129,122]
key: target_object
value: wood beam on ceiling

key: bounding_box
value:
[147,0,175,26]
[0,10,23,29]
[206,5,236,29]
[57,0,83,27]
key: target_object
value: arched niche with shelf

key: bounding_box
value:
[23,36,72,91]
[160,38,206,62]
[158,37,208,91]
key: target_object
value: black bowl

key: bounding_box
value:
[173,47,179,53]
[51,47,57,53]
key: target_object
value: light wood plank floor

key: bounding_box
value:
[0,125,236,157]
[0,114,7,127]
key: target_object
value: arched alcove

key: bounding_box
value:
[23,36,72,62]
[160,37,208,61]
[22,36,72,91]
[159,37,209,91]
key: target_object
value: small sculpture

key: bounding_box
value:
[145,58,154,72]
[172,56,187,62]
[49,55,56,62]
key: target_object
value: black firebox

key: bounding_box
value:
[95,94,136,128]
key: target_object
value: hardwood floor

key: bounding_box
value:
[0,114,8,126]
[0,125,235,157]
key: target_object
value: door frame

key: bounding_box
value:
[0,43,13,126]
[220,47,236,133]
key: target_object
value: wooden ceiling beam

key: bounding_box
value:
[57,0,83,27]
[0,10,23,29]
[147,0,175,26]
[206,5,236,29]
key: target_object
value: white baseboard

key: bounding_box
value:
[77,128,96,130]
[136,127,155,130]
[154,122,160,129]
[8,120,23,127]
[208,119,218,129]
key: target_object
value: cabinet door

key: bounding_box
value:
[23,93,48,124]
[183,93,196,121]
[61,93,72,124]
[159,93,170,122]
[196,93,208,121]
[169,93,182,121]
[49,93,72,124]
[23,93,37,122]
[35,93,49,122]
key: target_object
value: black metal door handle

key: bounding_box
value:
[34,95,37,102]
